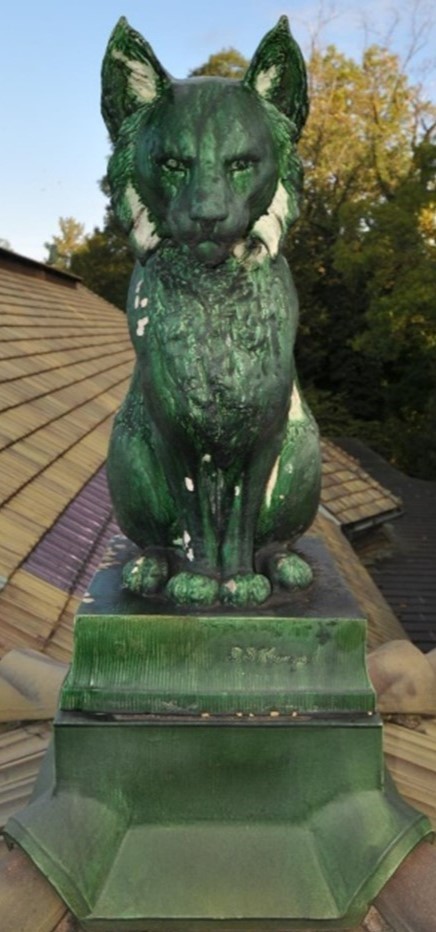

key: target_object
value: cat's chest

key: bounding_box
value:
[128,255,296,427]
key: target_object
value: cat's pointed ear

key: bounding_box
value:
[243,16,308,138]
[102,17,171,142]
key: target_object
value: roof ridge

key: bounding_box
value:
[0,247,81,286]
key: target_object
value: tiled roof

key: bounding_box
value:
[0,249,134,660]
[384,718,436,827]
[23,466,118,595]
[321,440,402,530]
[0,251,434,932]
[337,439,436,653]
[0,249,407,664]
[312,513,405,648]
[0,722,52,828]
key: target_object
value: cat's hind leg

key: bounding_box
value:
[107,379,179,596]
[255,383,321,590]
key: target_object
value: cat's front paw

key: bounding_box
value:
[271,552,313,590]
[166,572,219,606]
[122,554,168,595]
[220,573,271,607]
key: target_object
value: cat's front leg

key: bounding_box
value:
[219,440,284,607]
[160,449,222,606]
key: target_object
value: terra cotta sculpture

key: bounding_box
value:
[102,16,321,607]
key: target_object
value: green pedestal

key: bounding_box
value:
[6,538,432,931]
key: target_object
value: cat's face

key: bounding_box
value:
[135,82,278,265]
[102,16,308,265]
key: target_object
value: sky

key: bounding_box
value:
[0,0,435,262]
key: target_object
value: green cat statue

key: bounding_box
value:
[102,16,321,607]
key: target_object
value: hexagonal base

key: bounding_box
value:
[6,690,431,929]
[5,540,432,929]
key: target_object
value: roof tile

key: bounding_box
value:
[321,440,402,528]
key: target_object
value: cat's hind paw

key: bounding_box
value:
[220,573,271,607]
[166,572,219,606]
[271,552,313,590]
[122,554,168,595]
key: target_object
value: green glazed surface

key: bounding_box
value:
[60,614,375,714]
[7,714,431,930]
[101,16,321,606]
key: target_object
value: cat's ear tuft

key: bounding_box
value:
[102,17,171,142]
[244,16,308,139]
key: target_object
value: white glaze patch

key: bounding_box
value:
[232,240,246,261]
[232,238,267,268]
[134,208,160,253]
[184,476,195,492]
[136,316,149,336]
[255,65,278,97]
[125,183,144,222]
[182,530,194,562]
[202,454,212,463]
[140,297,148,308]
[252,182,290,258]
[265,455,281,508]
[125,184,160,254]
[234,485,241,498]
[111,49,159,103]
[288,384,304,422]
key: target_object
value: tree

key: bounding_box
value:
[190,49,247,79]
[287,43,436,476]
[70,210,131,310]
[333,139,436,475]
[45,217,85,270]
[44,189,131,309]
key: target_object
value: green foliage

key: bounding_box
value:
[189,48,247,79]
[45,217,85,269]
[45,208,130,310]
[70,211,131,310]
[289,44,436,478]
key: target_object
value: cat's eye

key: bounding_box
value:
[160,157,188,174]
[228,157,257,173]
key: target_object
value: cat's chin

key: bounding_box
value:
[190,240,230,266]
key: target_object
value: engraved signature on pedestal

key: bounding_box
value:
[228,645,310,670]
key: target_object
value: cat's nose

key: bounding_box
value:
[189,186,228,224]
